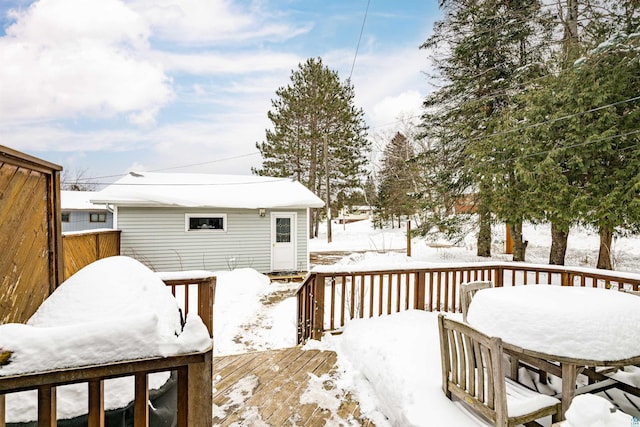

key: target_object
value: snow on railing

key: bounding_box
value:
[297,263,640,343]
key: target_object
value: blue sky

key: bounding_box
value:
[0,0,441,184]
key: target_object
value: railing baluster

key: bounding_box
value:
[37,384,56,427]
[377,274,383,316]
[134,373,149,427]
[340,276,346,328]
[88,380,104,427]
[359,274,365,319]
[396,273,402,313]
[444,271,450,312]
[0,393,5,427]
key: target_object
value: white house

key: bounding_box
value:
[93,172,324,273]
[61,191,114,232]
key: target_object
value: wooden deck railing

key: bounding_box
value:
[296,262,640,343]
[159,272,217,337]
[0,349,212,427]
[0,273,216,426]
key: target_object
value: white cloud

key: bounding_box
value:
[129,0,311,44]
[370,90,423,128]
[0,0,173,123]
[154,50,301,75]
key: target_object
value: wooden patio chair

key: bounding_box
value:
[438,314,561,427]
[460,280,493,322]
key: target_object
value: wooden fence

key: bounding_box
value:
[296,263,640,343]
[0,146,63,324]
[62,230,121,280]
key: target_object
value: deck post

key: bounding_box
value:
[416,271,426,310]
[184,348,213,426]
[198,277,216,337]
[312,274,326,340]
[495,265,504,288]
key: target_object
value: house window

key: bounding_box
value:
[90,213,106,223]
[186,214,226,231]
[61,213,70,223]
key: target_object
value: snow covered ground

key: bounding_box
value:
[3,219,640,425]
[211,219,640,426]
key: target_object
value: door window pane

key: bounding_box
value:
[276,218,291,243]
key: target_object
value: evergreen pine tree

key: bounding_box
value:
[375,132,419,228]
[253,57,370,240]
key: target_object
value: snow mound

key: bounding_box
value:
[0,256,211,376]
[565,394,633,427]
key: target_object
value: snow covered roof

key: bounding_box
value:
[92,172,325,209]
[61,190,108,211]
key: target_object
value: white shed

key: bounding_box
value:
[93,172,324,273]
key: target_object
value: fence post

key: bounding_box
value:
[312,274,326,340]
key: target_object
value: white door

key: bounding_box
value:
[271,213,296,271]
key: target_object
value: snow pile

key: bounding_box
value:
[0,256,211,377]
[2,256,212,423]
[327,310,486,426]
[466,286,640,361]
[565,394,633,427]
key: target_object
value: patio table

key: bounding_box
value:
[466,285,640,419]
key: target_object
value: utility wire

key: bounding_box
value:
[349,0,371,81]
[502,129,640,164]
[467,95,640,143]
[76,151,261,182]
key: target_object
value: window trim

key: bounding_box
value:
[185,213,227,232]
[89,212,107,223]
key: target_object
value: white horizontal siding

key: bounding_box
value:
[118,207,309,273]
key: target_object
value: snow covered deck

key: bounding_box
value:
[212,347,374,425]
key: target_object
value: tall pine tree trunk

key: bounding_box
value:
[324,135,332,243]
[477,199,491,257]
[549,222,568,265]
[597,226,613,270]
[510,222,527,262]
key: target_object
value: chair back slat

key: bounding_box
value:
[460,281,493,322]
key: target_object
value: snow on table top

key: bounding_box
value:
[467,285,640,361]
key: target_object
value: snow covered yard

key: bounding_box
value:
[212,219,640,426]
[3,219,640,425]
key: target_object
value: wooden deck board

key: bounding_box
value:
[213,347,376,426]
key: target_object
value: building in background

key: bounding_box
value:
[61,191,113,232]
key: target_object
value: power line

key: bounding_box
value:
[76,151,261,182]
[87,177,291,187]
[467,95,640,144]
[349,0,371,81]
[503,129,640,164]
